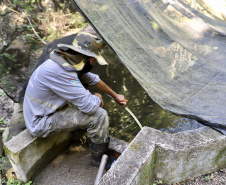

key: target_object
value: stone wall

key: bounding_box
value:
[99,126,226,184]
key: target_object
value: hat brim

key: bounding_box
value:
[57,43,108,65]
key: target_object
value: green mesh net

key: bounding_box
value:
[1,0,226,135]
[70,0,226,134]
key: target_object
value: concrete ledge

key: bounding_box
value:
[109,136,128,154]
[99,126,226,184]
[4,129,71,182]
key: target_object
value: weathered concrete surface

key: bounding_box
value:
[10,102,25,126]
[2,101,26,143]
[109,136,128,154]
[99,126,226,184]
[34,143,101,185]
[34,136,128,185]
[4,129,71,182]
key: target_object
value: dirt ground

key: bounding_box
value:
[0,89,225,184]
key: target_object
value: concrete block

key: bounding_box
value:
[99,128,156,185]
[4,129,71,182]
[99,126,226,184]
[109,136,128,154]
[10,102,25,126]
[154,127,226,183]
[2,102,26,143]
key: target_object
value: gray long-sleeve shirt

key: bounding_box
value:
[23,59,101,136]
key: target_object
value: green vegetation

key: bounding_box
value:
[70,13,88,28]
[6,178,32,185]
[40,11,87,42]
[0,116,5,125]
[0,155,6,171]
[0,0,88,99]
[0,53,16,62]
[214,147,226,168]
[1,0,87,46]
[205,175,211,181]
[153,179,163,185]
[0,90,6,97]
[0,155,33,185]
[0,53,16,75]
[150,20,159,30]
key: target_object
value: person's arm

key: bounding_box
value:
[94,79,128,106]
[49,68,101,114]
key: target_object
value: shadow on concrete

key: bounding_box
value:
[34,142,103,185]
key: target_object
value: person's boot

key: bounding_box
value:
[71,129,87,144]
[89,138,117,170]
[89,138,109,166]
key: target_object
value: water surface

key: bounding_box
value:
[90,48,204,142]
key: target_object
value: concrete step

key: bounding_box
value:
[4,129,71,182]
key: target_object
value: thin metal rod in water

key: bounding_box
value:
[105,94,143,129]
[124,107,143,129]
[94,154,108,185]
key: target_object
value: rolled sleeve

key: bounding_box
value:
[81,72,100,86]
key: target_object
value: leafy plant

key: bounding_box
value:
[6,178,32,185]
[12,0,32,12]
[0,90,6,97]
[44,29,63,42]
[153,180,163,185]
[25,181,33,185]
[0,53,16,62]
[205,175,211,181]
[0,155,6,171]
[0,116,6,132]
[69,13,88,28]
[0,116,5,125]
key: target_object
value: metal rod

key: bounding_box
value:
[124,107,143,129]
[94,154,108,185]
[105,94,143,129]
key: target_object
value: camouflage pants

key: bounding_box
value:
[42,104,109,143]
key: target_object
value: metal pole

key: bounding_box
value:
[106,94,143,129]
[94,154,108,185]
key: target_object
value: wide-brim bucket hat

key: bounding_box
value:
[57,31,108,70]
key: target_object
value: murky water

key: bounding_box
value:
[90,48,204,142]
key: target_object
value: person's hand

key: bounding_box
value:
[114,94,128,107]
[94,92,104,107]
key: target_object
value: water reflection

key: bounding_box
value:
[90,47,204,142]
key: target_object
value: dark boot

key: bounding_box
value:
[89,138,109,165]
[71,129,87,143]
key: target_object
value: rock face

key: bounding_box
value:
[99,126,226,184]
[0,7,43,103]
[0,10,17,54]
[0,34,35,102]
